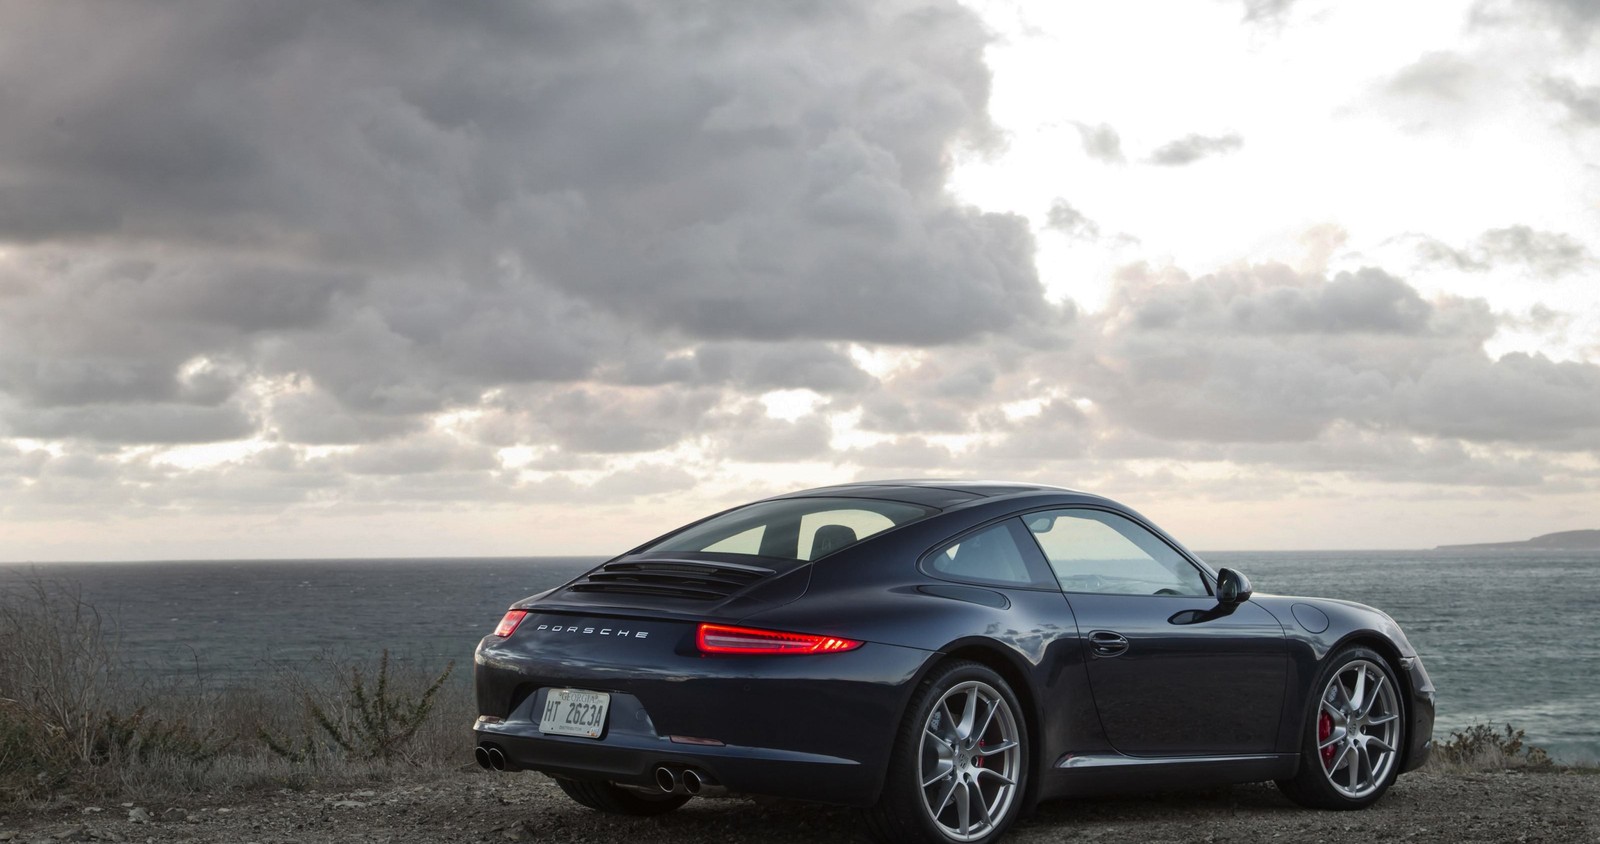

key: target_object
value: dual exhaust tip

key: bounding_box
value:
[654,765,722,796]
[474,744,508,771]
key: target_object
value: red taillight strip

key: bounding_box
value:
[494,609,528,637]
[695,622,862,655]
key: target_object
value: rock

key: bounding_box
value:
[51,829,85,842]
[157,810,186,823]
[125,809,149,825]
[327,800,366,809]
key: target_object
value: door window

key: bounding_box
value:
[1024,509,1208,596]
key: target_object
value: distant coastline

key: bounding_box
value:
[1436,529,1600,552]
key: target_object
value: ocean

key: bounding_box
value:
[2,550,1596,764]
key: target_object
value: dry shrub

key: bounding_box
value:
[1429,722,1553,773]
[257,650,459,766]
[0,576,472,805]
[0,578,124,798]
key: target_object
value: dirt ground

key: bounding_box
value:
[2,767,1596,844]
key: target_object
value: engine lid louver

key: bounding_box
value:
[566,558,776,601]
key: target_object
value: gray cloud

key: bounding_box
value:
[715,410,836,464]
[1082,262,1600,447]
[1237,0,1298,23]
[1386,52,1482,102]
[1541,76,1600,125]
[1414,225,1593,277]
[1476,226,1592,275]
[1498,0,1600,29]
[512,386,723,455]
[335,435,500,477]
[1146,133,1244,166]
[607,342,872,395]
[1072,122,1126,164]
[1,0,1597,544]
[3,402,258,445]
[1044,199,1100,240]
[0,0,1043,450]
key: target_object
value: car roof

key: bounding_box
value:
[776,479,1090,510]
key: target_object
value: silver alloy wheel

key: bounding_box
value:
[1316,658,1401,799]
[917,680,1021,842]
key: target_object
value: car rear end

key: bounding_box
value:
[472,554,930,806]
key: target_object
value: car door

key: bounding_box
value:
[1022,508,1288,757]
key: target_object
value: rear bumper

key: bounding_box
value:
[473,616,931,806]
[475,716,874,805]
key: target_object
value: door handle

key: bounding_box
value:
[1088,630,1129,658]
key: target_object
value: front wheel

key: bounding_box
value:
[1276,646,1405,810]
[866,660,1028,844]
[554,777,689,815]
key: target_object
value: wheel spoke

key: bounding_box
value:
[922,759,954,787]
[974,778,994,824]
[1327,742,1352,775]
[925,728,953,752]
[1320,698,1346,725]
[975,766,1016,786]
[1350,667,1367,714]
[975,698,999,743]
[1368,736,1395,754]
[976,739,1017,756]
[1367,712,1398,727]
[1347,745,1361,791]
[955,781,971,835]
[932,777,957,817]
[1362,674,1386,716]
[956,687,979,741]
[1330,679,1353,713]
[1318,729,1344,751]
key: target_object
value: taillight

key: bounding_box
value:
[494,610,528,637]
[695,623,862,655]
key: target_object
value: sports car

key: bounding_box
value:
[474,480,1435,843]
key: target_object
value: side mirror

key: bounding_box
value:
[1217,568,1253,605]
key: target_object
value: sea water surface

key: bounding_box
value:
[3,550,1596,764]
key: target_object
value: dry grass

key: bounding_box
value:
[0,577,472,806]
[1423,722,1556,775]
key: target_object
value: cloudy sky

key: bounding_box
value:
[2,0,1597,561]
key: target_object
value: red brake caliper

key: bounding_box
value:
[1318,711,1335,764]
[975,740,984,768]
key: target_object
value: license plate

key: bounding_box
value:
[538,688,610,738]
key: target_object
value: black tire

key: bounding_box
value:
[554,777,690,816]
[1276,645,1405,810]
[866,660,1028,844]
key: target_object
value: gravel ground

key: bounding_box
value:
[2,768,1596,844]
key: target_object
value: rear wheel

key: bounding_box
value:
[1276,646,1405,810]
[867,660,1027,844]
[554,777,689,815]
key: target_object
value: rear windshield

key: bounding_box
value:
[640,497,934,561]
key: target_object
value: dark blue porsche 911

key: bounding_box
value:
[473,480,1435,844]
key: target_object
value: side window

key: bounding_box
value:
[1023,509,1208,597]
[927,522,1035,586]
